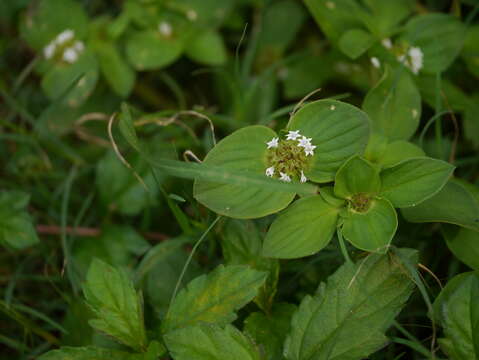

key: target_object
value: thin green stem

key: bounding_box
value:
[337,228,352,264]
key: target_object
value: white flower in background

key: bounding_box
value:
[300,171,307,183]
[398,46,424,75]
[266,137,279,149]
[56,29,74,45]
[186,9,198,21]
[382,38,392,49]
[279,172,291,182]
[43,43,56,59]
[265,166,275,177]
[304,144,316,156]
[158,21,173,37]
[74,41,85,52]
[62,47,78,63]
[286,130,301,140]
[408,47,423,74]
[370,57,380,68]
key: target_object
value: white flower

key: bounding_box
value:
[74,41,85,52]
[279,172,291,182]
[300,171,307,183]
[56,29,74,45]
[43,42,56,59]
[382,38,392,49]
[304,144,316,156]
[265,166,275,177]
[286,130,301,140]
[370,57,380,68]
[186,9,198,21]
[408,46,423,74]
[62,47,78,63]
[158,22,173,37]
[266,137,279,149]
[297,136,312,148]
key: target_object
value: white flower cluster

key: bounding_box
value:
[265,130,316,183]
[398,46,423,75]
[158,22,173,37]
[43,29,85,64]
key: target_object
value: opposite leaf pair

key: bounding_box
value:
[263,155,454,258]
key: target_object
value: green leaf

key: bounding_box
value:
[0,191,39,249]
[362,67,421,140]
[284,249,417,360]
[361,0,414,37]
[401,180,479,232]
[94,38,135,97]
[220,220,279,312]
[119,102,141,152]
[379,158,454,208]
[401,14,466,74]
[162,265,267,333]
[125,30,183,70]
[20,0,88,49]
[464,94,479,149]
[244,303,297,360]
[193,126,296,219]
[96,150,158,216]
[303,0,364,43]
[164,324,262,360]
[338,28,374,59]
[83,259,147,351]
[443,225,479,271]
[287,100,370,183]
[341,197,397,253]
[185,30,227,66]
[38,343,165,360]
[41,50,99,107]
[463,26,479,79]
[334,156,380,199]
[378,140,425,167]
[433,272,479,359]
[263,196,340,259]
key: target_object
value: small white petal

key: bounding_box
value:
[330,105,336,110]
[382,38,392,49]
[158,22,173,37]
[265,166,275,177]
[304,144,316,156]
[43,43,56,59]
[279,172,291,182]
[408,46,423,74]
[266,137,279,149]
[297,136,312,148]
[300,171,307,183]
[370,57,380,68]
[62,48,78,63]
[56,29,74,44]
[286,130,301,140]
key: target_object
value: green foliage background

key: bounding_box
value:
[0,0,478,359]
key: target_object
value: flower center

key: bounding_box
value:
[350,193,372,213]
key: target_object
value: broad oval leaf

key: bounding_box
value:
[380,157,454,208]
[443,225,479,271]
[338,28,374,59]
[362,68,421,140]
[126,30,183,70]
[433,272,479,359]
[341,197,398,253]
[401,180,479,232]
[185,30,227,66]
[379,140,425,167]
[162,265,267,333]
[401,14,466,74]
[287,100,370,183]
[284,249,417,360]
[262,195,340,259]
[334,155,380,199]
[164,324,262,360]
[194,126,296,219]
